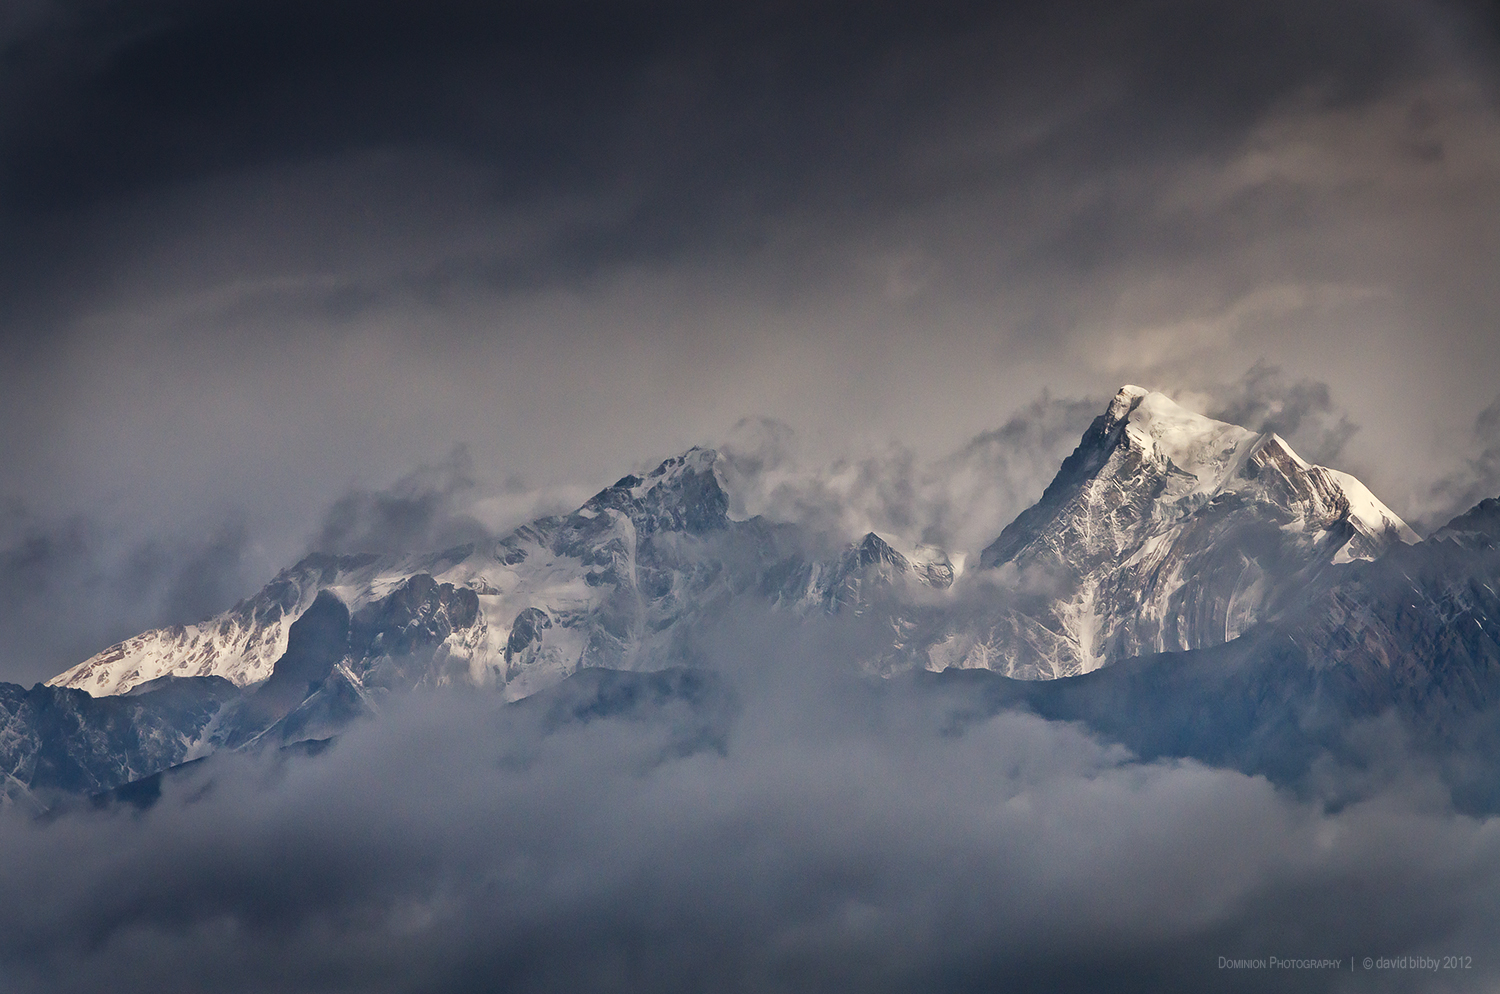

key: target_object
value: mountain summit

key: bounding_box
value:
[927,386,1416,678]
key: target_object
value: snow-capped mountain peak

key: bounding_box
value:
[1118,386,1260,491]
[984,386,1412,569]
[947,385,1416,679]
[580,446,730,537]
[45,390,1422,703]
[48,449,743,699]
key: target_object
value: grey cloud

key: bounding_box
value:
[718,393,1101,558]
[159,520,251,628]
[310,445,492,556]
[717,418,925,550]
[925,394,1105,553]
[3,612,1500,992]
[1421,392,1500,532]
[1206,361,1360,466]
[112,523,252,632]
[0,510,94,608]
[0,508,254,685]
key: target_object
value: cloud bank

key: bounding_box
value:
[2,613,1498,993]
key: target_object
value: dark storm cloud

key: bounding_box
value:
[0,0,1490,575]
[0,0,1470,320]
[0,0,1406,204]
[3,612,1500,993]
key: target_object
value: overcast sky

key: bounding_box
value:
[3,0,1500,681]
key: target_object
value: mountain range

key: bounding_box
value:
[6,386,1498,810]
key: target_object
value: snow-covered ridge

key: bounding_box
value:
[1089,385,1413,550]
[46,390,1420,697]
[49,447,948,698]
[46,551,466,697]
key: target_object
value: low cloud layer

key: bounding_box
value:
[2,613,1498,993]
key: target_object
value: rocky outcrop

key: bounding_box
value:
[0,676,237,807]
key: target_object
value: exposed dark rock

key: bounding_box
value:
[505,607,552,663]
[1433,497,1500,550]
[0,676,237,805]
[218,590,351,749]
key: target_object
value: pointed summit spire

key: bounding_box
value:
[582,447,730,536]
[961,386,1416,679]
